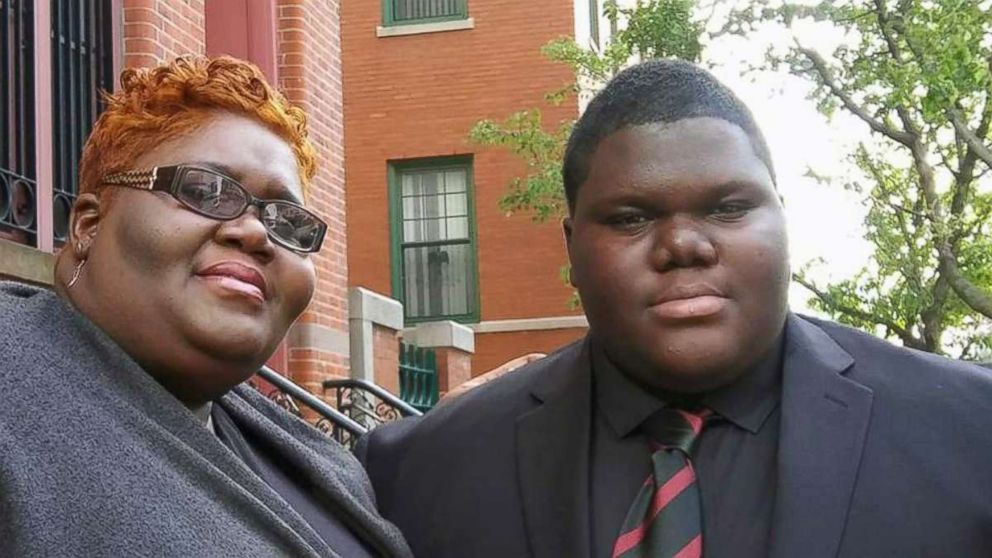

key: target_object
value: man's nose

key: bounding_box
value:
[650,217,718,271]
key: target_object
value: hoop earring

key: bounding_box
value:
[67,259,86,289]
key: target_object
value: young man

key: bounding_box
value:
[358,60,992,558]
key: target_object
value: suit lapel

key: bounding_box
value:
[770,315,874,558]
[516,340,594,558]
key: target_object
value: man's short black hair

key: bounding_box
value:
[563,59,776,211]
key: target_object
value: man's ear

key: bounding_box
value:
[562,216,573,242]
[69,193,102,260]
[561,217,578,288]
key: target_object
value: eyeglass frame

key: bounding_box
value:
[101,164,327,254]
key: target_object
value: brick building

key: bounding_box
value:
[0,0,349,396]
[342,0,601,375]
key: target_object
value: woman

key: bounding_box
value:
[0,56,412,558]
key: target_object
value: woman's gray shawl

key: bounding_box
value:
[0,282,413,558]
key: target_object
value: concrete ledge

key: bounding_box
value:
[404,320,475,353]
[471,315,589,334]
[0,240,54,286]
[287,322,350,357]
[376,17,474,38]
[348,287,404,330]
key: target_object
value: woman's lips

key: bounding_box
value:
[198,274,266,303]
[196,261,269,304]
[650,295,728,320]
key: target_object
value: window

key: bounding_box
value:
[0,0,112,250]
[0,0,37,246]
[382,0,468,27]
[589,0,600,49]
[389,157,479,323]
[50,0,114,244]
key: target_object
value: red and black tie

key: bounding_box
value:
[612,407,713,558]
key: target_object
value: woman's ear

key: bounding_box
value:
[69,193,102,259]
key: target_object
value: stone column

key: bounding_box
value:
[404,321,475,395]
[348,287,404,394]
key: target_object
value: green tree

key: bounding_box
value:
[471,0,992,358]
[724,0,992,358]
[468,0,702,223]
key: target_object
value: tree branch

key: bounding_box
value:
[870,1,992,319]
[796,45,916,146]
[871,0,924,140]
[887,4,992,171]
[861,153,927,295]
[794,273,928,350]
[949,108,992,171]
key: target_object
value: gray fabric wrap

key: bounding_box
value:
[0,282,412,558]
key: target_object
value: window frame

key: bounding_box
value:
[381,0,469,28]
[388,155,480,325]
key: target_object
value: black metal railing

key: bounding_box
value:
[0,0,36,246]
[323,378,422,432]
[0,168,37,245]
[50,0,113,244]
[389,0,464,23]
[399,342,440,412]
[252,366,368,449]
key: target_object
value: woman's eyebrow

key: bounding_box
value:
[266,180,304,205]
[189,161,240,179]
[188,161,304,204]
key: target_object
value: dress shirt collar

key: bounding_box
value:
[592,332,785,437]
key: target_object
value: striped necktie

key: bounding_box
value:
[612,407,713,558]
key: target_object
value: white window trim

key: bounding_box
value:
[376,17,474,38]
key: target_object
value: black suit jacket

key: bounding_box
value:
[358,315,992,557]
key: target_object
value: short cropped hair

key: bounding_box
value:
[79,55,317,200]
[562,59,775,211]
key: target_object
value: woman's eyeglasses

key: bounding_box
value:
[102,164,326,254]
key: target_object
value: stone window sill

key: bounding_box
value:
[376,18,474,38]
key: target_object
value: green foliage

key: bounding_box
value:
[468,0,704,309]
[469,0,702,223]
[726,0,992,357]
[471,0,992,357]
[469,111,571,222]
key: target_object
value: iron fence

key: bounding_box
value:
[0,0,36,245]
[399,342,440,412]
[323,377,422,432]
[50,0,113,244]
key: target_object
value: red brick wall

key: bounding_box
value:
[123,0,205,68]
[343,0,583,339]
[435,347,472,395]
[473,327,587,377]
[276,0,350,392]
[373,323,401,394]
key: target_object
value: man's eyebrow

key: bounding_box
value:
[707,180,768,195]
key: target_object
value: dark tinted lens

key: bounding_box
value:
[261,202,323,251]
[175,169,248,218]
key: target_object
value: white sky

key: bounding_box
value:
[701,9,875,315]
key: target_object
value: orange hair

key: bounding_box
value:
[79,55,317,201]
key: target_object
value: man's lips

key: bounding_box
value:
[651,284,728,320]
[196,261,269,303]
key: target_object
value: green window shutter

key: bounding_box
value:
[388,156,479,324]
[382,0,468,27]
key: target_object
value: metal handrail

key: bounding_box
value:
[257,366,367,437]
[322,378,424,417]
